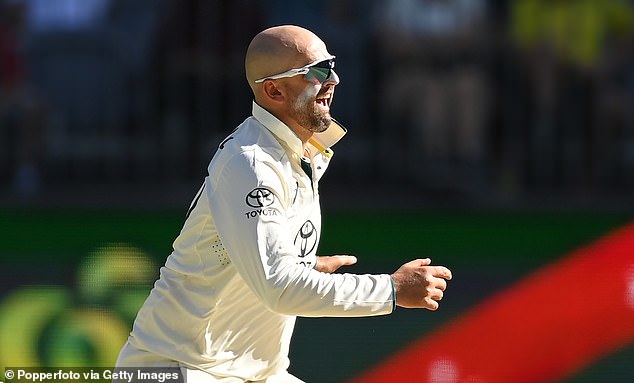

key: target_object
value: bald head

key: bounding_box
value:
[245,25,331,91]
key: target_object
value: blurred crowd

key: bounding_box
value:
[1,0,633,207]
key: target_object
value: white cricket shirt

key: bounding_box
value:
[124,102,395,381]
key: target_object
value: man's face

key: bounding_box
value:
[288,82,332,133]
[285,68,338,134]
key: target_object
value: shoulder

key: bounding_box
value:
[217,117,287,163]
[208,118,292,188]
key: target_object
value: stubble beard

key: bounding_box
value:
[291,87,331,133]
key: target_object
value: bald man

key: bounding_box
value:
[115,25,452,383]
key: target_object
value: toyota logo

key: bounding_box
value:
[246,188,275,208]
[295,220,317,258]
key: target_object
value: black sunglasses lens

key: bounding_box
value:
[313,59,335,69]
[304,59,335,83]
[307,67,331,82]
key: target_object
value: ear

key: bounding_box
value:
[261,80,286,104]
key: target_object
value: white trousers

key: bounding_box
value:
[115,341,305,383]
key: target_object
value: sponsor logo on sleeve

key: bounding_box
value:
[246,188,275,208]
[244,187,279,219]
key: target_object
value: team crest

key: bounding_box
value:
[295,220,317,258]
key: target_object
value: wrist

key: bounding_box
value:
[390,275,396,311]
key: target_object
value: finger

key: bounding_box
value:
[430,288,444,301]
[318,255,358,273]
[334,255,357,266]
[434,277,448,292]
[425,297,439,311]
[407,258,432,268]
[430,266,452,280]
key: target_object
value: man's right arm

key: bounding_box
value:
[207,150,395,317]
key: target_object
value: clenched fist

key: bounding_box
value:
[391,258,452,310]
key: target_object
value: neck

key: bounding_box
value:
[288,123,313,145]
[256,100,313,144]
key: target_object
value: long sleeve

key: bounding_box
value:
[207,147,394,317]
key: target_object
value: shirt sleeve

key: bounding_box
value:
[206,149,394,317]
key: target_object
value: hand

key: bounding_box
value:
[315,255,358,273]
[391,258,452,310]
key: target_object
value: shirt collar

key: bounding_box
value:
[252,102,304,158]
[252,101,346,159]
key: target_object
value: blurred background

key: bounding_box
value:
[1,0,634,382]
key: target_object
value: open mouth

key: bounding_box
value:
[316,93,332,109]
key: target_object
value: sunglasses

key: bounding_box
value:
[254,57,336,84]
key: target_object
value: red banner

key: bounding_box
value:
[349,222,634,383]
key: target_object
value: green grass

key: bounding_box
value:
[321,211,632,265]
[0,209,630,268]
[0,210,183,264]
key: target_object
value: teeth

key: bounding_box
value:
[316,94,332,107]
